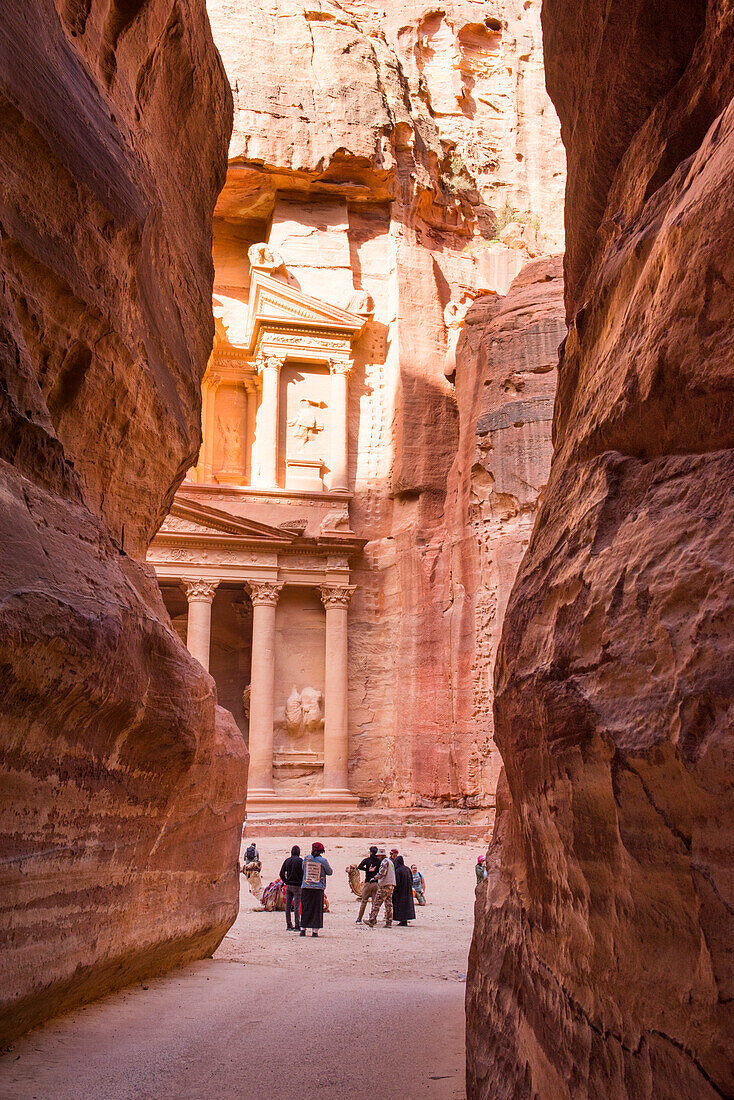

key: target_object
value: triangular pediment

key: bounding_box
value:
[245,271,365,351]
[156,495,298,543]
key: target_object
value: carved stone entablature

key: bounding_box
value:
[320,584,356,610]
[247,580,284,606]
[181,579,219,603]
[263,329,352,357]
[209,355,257,381]
[326,556,350,570]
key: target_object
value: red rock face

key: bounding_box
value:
[467,2,734,1096]
[0,1,247,1041]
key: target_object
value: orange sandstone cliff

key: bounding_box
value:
[0,0,246,1041]
[467,1,734,1095]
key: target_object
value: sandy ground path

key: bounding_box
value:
[0,836,478,1099]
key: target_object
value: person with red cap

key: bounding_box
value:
[475,854,487,885]
[299,841,332,937]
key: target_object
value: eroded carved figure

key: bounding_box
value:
[288,397,324,448]
[217,414,243,469]
[346,290,375,315]
[284,685,323,735]
[320,509,351,533]
[248,242,284,272]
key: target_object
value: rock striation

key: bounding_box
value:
[467,2,734,1096]
[0,1,246,1042]
[206,0,565,808]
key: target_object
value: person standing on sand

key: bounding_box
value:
[475,855,487,884]
[299,842,332,937]
[411,864,426,905]
[355,845,381,923]
[392,855,416,926]
[279,845,303,932]
[365,847,395,928]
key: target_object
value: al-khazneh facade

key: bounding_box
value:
[148,241,370,810]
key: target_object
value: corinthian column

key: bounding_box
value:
[246,580,283,799]
[320,584,356,796]
[255,355,284,487]
[181,579,219,672]
[328,357,352,493]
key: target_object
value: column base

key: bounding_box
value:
[318,788,360,806]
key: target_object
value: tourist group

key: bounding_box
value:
[243,841,426,936]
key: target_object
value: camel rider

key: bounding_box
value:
[355,845,381,923]
[365,847,396,928]
[244,841,260,870]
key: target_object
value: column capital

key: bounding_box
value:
[320,584,356,610]
[247,580,284,606]
[328,357,353,377]
[256,353,285,375]
[182,578,219,604]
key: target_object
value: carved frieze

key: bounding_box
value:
[261,329,352,355]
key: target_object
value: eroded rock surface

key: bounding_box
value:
[467,2,734,1095]
[206,0,565,807]
[0,1,246,1041]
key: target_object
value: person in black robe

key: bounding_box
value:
[392,855,416,925]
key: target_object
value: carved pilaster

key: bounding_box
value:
[247,581,284,606]
[320,584,356,610]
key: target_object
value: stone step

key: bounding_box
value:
[243,806,495,843]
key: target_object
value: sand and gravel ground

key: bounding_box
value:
[0,836,479,1099]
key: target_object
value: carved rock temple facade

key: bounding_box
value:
[148,245,368,809]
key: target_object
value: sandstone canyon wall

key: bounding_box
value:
[0,1,246,1041]
[206,0,566,807]
[467,1,734,1096]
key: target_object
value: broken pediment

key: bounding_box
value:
[157,496,298,543]
[244,269,366,353]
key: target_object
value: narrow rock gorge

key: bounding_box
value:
[467,1,734,1096]
[0,1,246,1042]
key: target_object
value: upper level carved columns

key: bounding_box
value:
[255,355,283,487]
[199,373,221,481]
[244,380,258,484]
[181,579,219,672]
[246,580,283,797]
[320,584,356,794]
[329,357,352,493]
